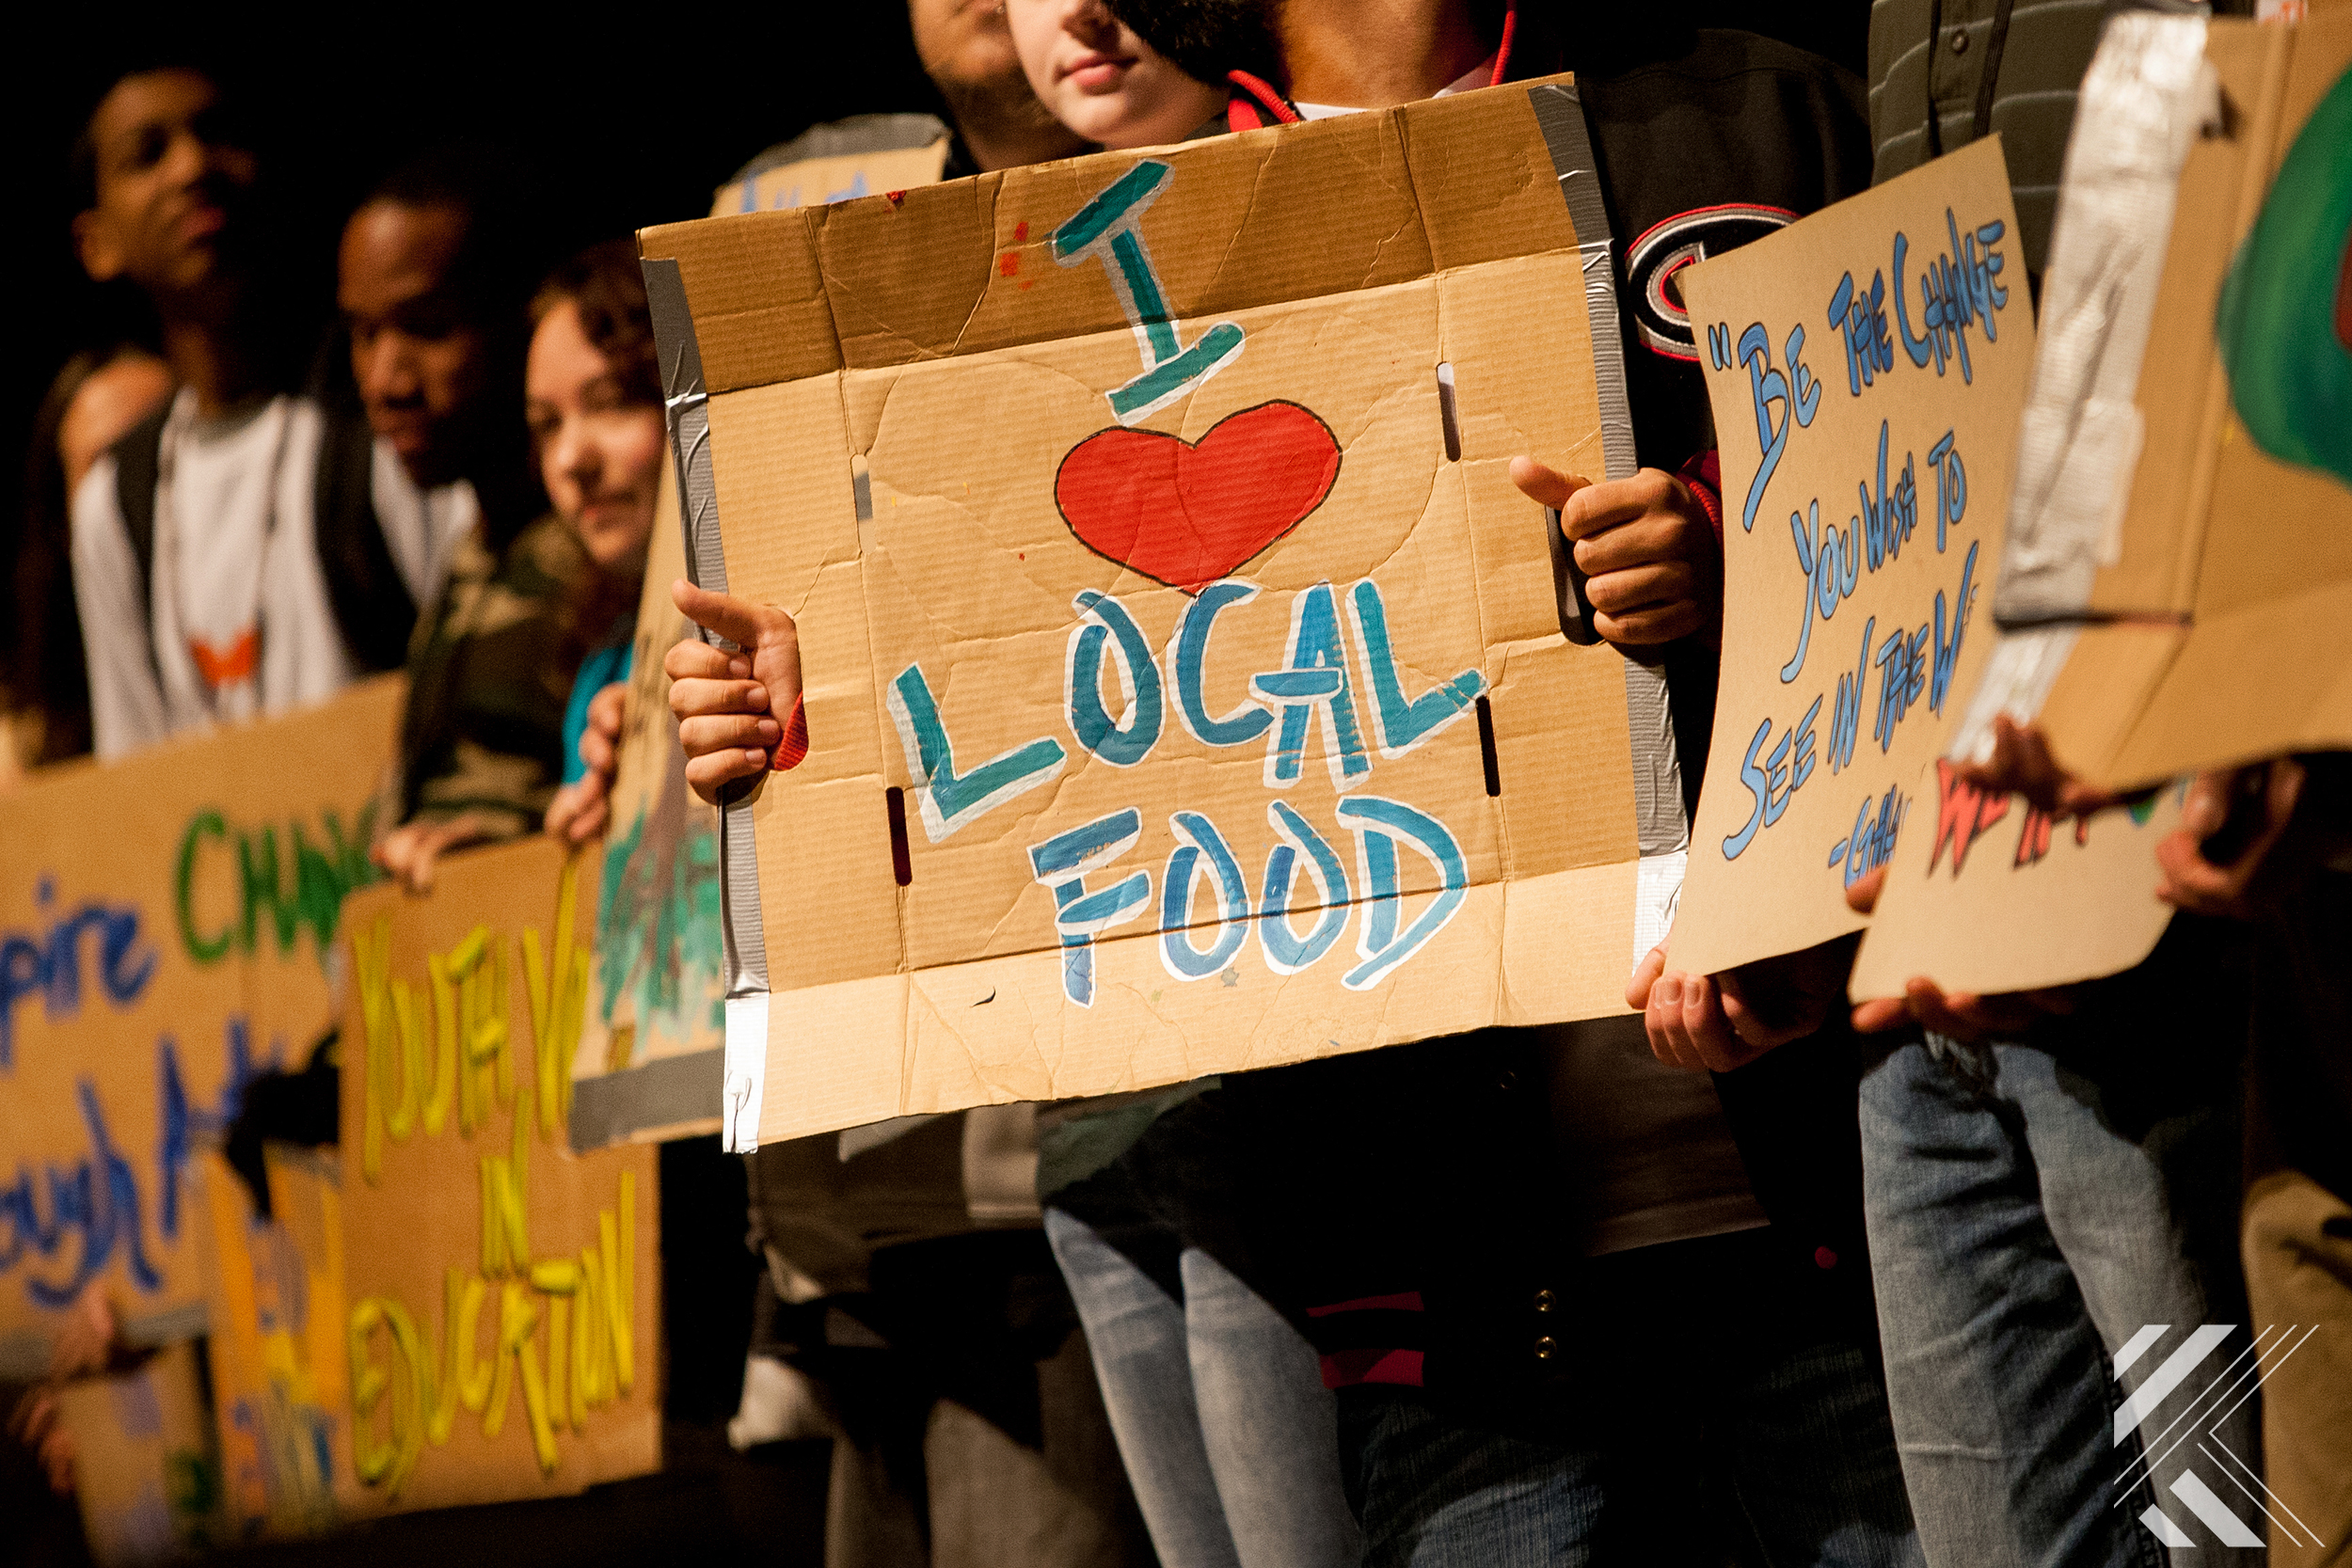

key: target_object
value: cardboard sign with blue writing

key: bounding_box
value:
[0,677,402,1374]
[640,80,1681,1148]
[1667,138,2033,975]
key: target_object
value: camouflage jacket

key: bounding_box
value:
[397,513,623,838]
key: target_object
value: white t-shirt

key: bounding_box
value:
[72,388,475,758]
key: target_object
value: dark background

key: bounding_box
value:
[2,3,1867,534]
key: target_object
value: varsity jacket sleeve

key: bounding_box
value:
[70,455,171,761]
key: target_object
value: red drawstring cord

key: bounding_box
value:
[1489,0,1519,86]
[1226,69,1302,129]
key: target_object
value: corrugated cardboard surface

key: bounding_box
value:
[0,678,403,1373]
[1671,139,2032,974]
[1850,769,2183,998]
[337,837,660,1514]
[1984,13,2352,787]
[644,80,1654,1145]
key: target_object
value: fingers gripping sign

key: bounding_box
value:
[1511,458,1723,648]
[666,579,809,807]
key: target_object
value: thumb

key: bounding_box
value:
[672,578,795,654]
[2179,769,2233,840]
[1509,455,1590,512]
[1845,865,1886,917]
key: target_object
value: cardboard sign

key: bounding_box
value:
[711,133,950,217]
[336,836,659,1514]
[51,1339,223,1565]
[570,142,964,1149]
[1669,139,2033,974]
[1949,11,2352,789]
[1850,767,2185,999]
[195,1146,358,1542]
[0,677,403,1375]
[567,471,728,1148]
[642,80,1690,1148]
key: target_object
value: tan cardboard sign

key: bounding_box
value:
[336,836,659,1514]
[1950,11,2352,789]
[642,80,1682,1148]
[711,133,950,218]
[0,678,402,1374]
[195,1146,358,1541]
[1850,767,2184,1000]
[1671,139,2033,974]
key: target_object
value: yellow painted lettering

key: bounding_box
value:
[605,1172,635,1395]
[424,952,456,1134]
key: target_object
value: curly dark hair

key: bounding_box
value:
[530,238,660,409]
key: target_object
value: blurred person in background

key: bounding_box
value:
[355,152,628,893]
[67,63,466,761]
[531,240,668,846]
[6,346,172,782]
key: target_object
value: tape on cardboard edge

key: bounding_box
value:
[1976,10,2217,670]
[645,254,772,1150]
[1525,82,1693,874]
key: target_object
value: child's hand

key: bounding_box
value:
[666,580,804,806]
[545,683,628,844]
[1511,458,1720,647]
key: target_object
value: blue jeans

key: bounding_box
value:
[1045,1206,1363,1568]
[1860,1034,2255,1568]
[1335,1234,1923,1568]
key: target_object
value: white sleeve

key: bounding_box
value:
[370,437,473,611]
[71,455,170,760]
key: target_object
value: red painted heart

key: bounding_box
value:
[1054,400,1342,594]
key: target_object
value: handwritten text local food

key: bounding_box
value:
[882,161,1493,1008]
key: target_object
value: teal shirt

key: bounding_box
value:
[561,641,634,785]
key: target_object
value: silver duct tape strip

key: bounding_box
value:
[644,257,772,1151]
[1526,83,1693,909]
[1992,12,2217,626]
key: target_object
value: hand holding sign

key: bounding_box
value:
[1508,459,1722,647]
[665,580,806,803]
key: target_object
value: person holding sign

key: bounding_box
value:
[665,9,1923,1568]
[359,156,630,894]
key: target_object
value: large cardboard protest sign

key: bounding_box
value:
[571,144,964,1149]
[0,678,402,1375]
[1669,140,2033,974]
[1949,11,2352,789]
[641,80,1688,1148]
[1850,768,2185,1000]
[337,837,659,1514]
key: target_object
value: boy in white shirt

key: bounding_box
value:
[68,65,469,759]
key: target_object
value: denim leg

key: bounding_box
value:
[1724,1333,1926,1568]
[1180,1246,1364,1568]
[1861,1038,2153,1568]
[1044,1208,1243,1568]
[1336,1389,1602,1568]
[2004,1043,2261,1568]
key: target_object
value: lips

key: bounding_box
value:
[1065,52,1135,89]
